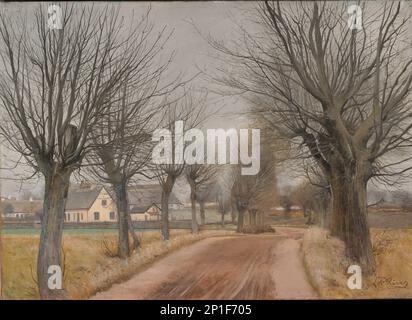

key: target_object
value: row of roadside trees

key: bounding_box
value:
[206,1,412,274]
[3,0,412,299]
[0,4,217,299]
[0,3,273,299]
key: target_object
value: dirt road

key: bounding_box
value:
[92,227,317,300]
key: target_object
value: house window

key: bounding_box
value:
[101,199,107,206]
[109,212,115,220]
[81,213,84,221]
[67,213,70,221]
[94,212,100,221]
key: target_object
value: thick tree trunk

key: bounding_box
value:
[161,175,175,241]
[237,209,245,232]
[126,211,140,250]
[221,211,225,227]
[199,201,206,225]
[190,194,199,234]
[305,209,312,225]
[344,166,375,275]
[329,161,375,275]
[37,169,70,300]
[250,210,257,225]
[114,182,130,259]
[320,199,329,228]
[316,188,330,228]
[230,197,237,223]
[187,178,199,234]
[329,169,347,241]
[161,190,171,241]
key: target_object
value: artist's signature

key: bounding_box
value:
[373,276,408,289]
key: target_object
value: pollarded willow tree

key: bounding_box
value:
[0,4,154,298]
[88,79,158,259]
[185,164,217,233]
[215,124,277,233]
[152,92,208,241]
[86,7,181,259]
[228,164,262,232]
[208,1,412,273]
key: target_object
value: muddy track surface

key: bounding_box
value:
[92,227,317,300]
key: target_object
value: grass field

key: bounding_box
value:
[303,227,412,298]
[1,228,234,300]
[0,209,233,299]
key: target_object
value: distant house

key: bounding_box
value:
[0,199,43,220]
[127,185,183,221]
[64,183,183,223]
[64,184,117,223]
[129,204,161,221]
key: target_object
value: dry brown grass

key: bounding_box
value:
[2,229,234,300]
[302,226,412,298]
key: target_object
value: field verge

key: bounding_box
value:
[302,226,412,298]
[2,229,234,299]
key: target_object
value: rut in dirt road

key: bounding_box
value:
[149,236,278,299]
[92,230,317,300]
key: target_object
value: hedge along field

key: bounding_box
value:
[1,208,231,237]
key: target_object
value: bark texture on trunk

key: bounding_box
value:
[161,175,175,241]
[37,169,70,300]
[187,178,199,234]
[328,159,375,274]
[126,211,140,250]
[190,197,199,233]
[161,190,170,241]
[112,181,141,257]
[344,164,375,275]
[199,201,206,225]
[249,210,257,225]
[329,168,347,241]
[114,182,130,259]
[230,197,238,223]
[237,209,245,232]
[313,196,328,228]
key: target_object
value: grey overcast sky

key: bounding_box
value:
[1,1,412,197]
[0,1,255,197]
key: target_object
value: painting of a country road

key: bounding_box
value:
[0,1,412,304]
